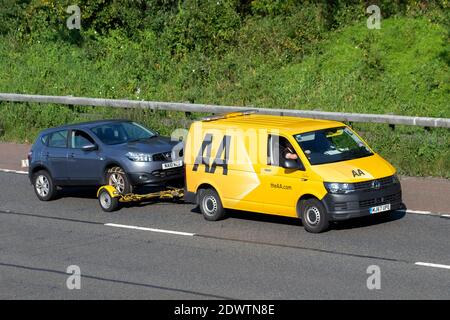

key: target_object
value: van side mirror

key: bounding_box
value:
[281,158,304,170]
[82,144,98,151]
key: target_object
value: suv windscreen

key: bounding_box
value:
[90,122,156,145]
[294,127,373,165]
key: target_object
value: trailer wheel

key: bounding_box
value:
[199,188,226,221]
[98,189,120,212]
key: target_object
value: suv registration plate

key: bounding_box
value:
[162,160,183,170]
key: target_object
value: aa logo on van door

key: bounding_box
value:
[193,133,231,175]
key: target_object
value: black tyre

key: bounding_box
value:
[198,188,226,221]
[300,198,329,233]
[98,189,120,212]
[33,170,57,201]
[106,166,132,194]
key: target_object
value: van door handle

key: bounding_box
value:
[264,168,272,173]
[69,153,75,158]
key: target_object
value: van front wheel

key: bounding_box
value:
[199,188,226,221]
[300,198,329,233]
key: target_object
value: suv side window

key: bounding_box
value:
[71,130,95,149]
[40,134,49,146]
[48,130,68,148]
[267,135,301,167]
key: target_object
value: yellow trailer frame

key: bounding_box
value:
[97,185,184,212]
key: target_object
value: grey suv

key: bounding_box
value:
[28,120,183,201]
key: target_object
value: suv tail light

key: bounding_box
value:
[27,150,32,162]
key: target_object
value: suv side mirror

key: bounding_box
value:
[281,158,304,171]
[82,144,98,152]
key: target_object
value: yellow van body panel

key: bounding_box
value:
[184,114,397,218]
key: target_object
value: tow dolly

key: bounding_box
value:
[97,185,184,212]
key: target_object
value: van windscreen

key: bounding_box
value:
[294,127,373,165]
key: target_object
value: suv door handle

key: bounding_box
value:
[69,153,75,158]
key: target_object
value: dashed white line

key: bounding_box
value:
[403,209,432,215]
[104,223,196,237]
[414,262,450,270]
[0,168,27,174]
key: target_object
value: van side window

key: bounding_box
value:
[71,130,95,149]
[268,135,300,167]
[48,130,68,148]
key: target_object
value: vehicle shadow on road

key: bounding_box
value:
[329,209,407,231]
[191,207,407,231]
[56,186,98,200]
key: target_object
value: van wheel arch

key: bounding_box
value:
[196,183,219,205]
[296,194,320,218]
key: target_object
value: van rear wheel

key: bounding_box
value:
[300,198,329,233]
[199,188,226,221]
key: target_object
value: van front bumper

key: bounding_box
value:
[321,183,403,221]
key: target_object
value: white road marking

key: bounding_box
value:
[0,168,27,174]
[21,159,29,168]
[105,223,195,237]
[404,209,432,215]
[415,262,450,270]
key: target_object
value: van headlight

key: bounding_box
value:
[126,152,153,162]
[324,182,355,194]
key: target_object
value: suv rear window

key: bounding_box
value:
[48,130,68,148]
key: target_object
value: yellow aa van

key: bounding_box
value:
[183,112,402,233]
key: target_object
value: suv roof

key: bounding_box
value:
[198,114,343,134]
[39,119,132,135]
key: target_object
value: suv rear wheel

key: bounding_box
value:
[33,170,57,201]
[106,167,132,194]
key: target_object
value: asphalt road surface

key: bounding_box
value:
[0,172,449,299]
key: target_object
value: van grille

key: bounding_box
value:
[354,175,394,191]
[359,192,402,208]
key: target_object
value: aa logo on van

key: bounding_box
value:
[193,133,231,175]
[352,169,366,177]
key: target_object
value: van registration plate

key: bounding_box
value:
[369,203,391,214]
[162,160,183,170]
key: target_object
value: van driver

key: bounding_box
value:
[282,142,299,160]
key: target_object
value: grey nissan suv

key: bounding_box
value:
[28,120,184,201]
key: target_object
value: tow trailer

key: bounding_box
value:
[97,185,184,212]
